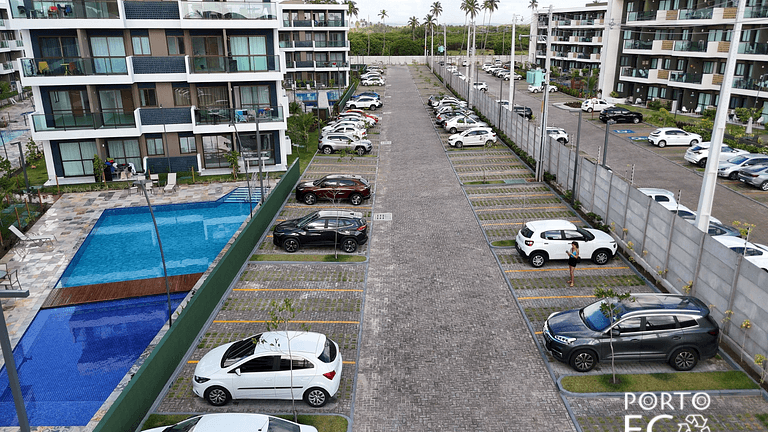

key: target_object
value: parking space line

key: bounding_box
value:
[470,193,554,199]
[475,206,567,212]
[505,266,629,273]
[234,288,364,293]
[518,295,595,300]
[213,320,360,324]
[482,220,581,226]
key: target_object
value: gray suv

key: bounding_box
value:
[318,133,373,155]
[543,294,719,372]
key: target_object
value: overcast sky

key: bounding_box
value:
[351,0,585,27]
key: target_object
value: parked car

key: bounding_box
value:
[581,98,614,112]
[193,331,343,406]
[443,115,488,134]
[337,112,376,126]
[436,110,477,127]
[447,127,497,148]
[143,414,318,432]
[547,127,569,144]
[320,124,367,140]
[462,60,468,66]
[361,77,385,86]
[599,107,643,124]
[435,103,468,116]
[658,201,722,225]
[718,153,768,180]
[473,82,488,91]
[295,174,371,206]
[714,236,768,271]
[512,73,523,80]
[512,105,533,119]
[706,221,742,238]
[321,119,367,133]
[273,210,368,253]
[318,134,373,155]
[684,142,748,168]
[738,164,768,191]
[515,219,617,268]
[498,71,510,80]
[342,109,380,123]
[345,96,382,110]
[638,187,677,205]
[528,84,557,93]
[359,72,381,80]
[543,294,719,372]
[648,128,702,147]
[432,96,464,108]
[351,91,381,100]
[481,63,494,72]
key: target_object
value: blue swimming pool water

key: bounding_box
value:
[0,129,28,143]
[0,293,186,426]
[57,199,251,287]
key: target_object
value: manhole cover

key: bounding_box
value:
[373,213,392,221]
[381,141,392,145]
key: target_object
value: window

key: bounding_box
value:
[676,59,685,70]
[239,356,277,373]
[650,58,658,69]
[180,136,196,154]
[59,141,97,177]
[703,61,714,74]
[229,35,267,71]
[140,88,157,107]
[167,36,185,55]
[735,63,746,76]
[645,316,677,330]
[174,85,191,106]
[39,36,79,58]
[202,134,232,168]
[543,230,562,240]
[196,86,228,108]
[107,139,141,168]
[616,317,643,333]
[663,58,672,70]
[617,83,624,93]
[677,317,698,328]
[563,230,585,241]
[90,36,127,74]
[146,137,163,156]
[132,35,150,55]
[279,356,314,371]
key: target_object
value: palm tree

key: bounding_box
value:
[529,0,538,10]
[344,0,358,25]
[424,14,436,59]
[465,0,480,57]
[379,9,388,55]
[482,0,500,53]
[430,1,443,56]
[408,16,420,40]
[459,0,470,56]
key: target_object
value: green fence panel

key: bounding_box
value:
[337,81,359,112]
[93,161,301,432]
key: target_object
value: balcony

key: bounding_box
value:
[621,67,650,78]
[624,40,653,50]
[316,61,349,68]
[315,40,348,48]
[745,5,768,17]
[678,8,714,19]
[738,42,768,55]
[180,1,277,21]
[627,11,656,21]
[21,57,128,78]
[674,40,707,52]
[188,55,279,73]
[732,77,767,91]
[284,19,345,27]
[194,106,284,126]
[10,0,119,19]
[669,71,703,84]
[31,110,135,132]
[294,40,314,48]
[0,62,15,73]
[555,19,571,25]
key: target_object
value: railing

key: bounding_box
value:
[317,20,344,27]
[577,53,588,59]
[624,40,653,50]
[20,57,128,77]
[180,1,276,20]
[294,40,313,48]
[744,5,768,17]
[577,37,593,42]
[188,55,279,73]
[15,40,23,47]
[279,41,292,48]
[31,110,135,131]
[0,42,8,49]
[11,0,119,19]
[668,71,703,84]
[315,40,348,48]
[316,61,349,68]
[1,62,14,71]
[555,19,571,25]
[732,77,767,90]
[294,60,314,68]
[679,7,714,19]
[292,19,312,27]
[621,67,650,78]
[194,106,284,126]
[0,19,5,26]
[581,19,595,25]
[627,11,656,21]
[674,40,707,52]
[738,42,768,55]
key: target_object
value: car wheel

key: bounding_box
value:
[690,139,699,146]
[455,141,463,148]
[728,172,739,180]
[449,127,457,134]
[283,238,300,253]
[348,104,356,109]
[697,158,708,168]
[322,146,333,155]
[485,140,494,146]
[529,251,547,268]
[304,387,330,408]
[570,350,597,372]
[557,138,566,144]
[349,193,363,205]
[592,248,612,265]
[341,238,358,253]
[356,147,366,156]
[657,140,667,148]
[762,181,768,191]
[670,348,698,371]
[303,193,317,205]
[587,107,594,113]
[204,386,231,406]
[633,117,640,124]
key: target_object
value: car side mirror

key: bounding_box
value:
[610,328,620,337]
[235,368,241,376]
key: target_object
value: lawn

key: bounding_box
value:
[561,370,758,393]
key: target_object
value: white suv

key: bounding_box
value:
[547,127,569,144]
[473,82,488,91]
[515,219,617,268]
[448,127,497,148]
[684,142,748,168]
[581,98,614,112]
[346,96,382,110]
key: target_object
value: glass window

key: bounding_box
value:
[107,139,141,168]
[677,317,698,328]
[230,36,268,71]
[239,356,277,373]
[279,356,314,371]
[140,88,157,107]
[174,86,191,106]
[663,58,672,70]
[180,136,196,154]
[132,36,150,55]
[563,230,585,241]
[735,63,746,76]
[616,317,643,333]
[645,316,677,330]
[59,141,97,177]
[167,36,185,55]
[39,36,79,58]
[202,134,232,168]
[146,137,163,156]
[543,230,562,240]
[650,58,658,69]
[196,86,229,108]
[90,36,127,74]
[703,61,714,74]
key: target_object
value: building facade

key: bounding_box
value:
[0,0,25,93]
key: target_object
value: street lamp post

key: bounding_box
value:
[133,179,173,328]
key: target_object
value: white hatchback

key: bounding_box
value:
[648,128,702,147]
[143,414,318,432]
[515,219,617,268]
[714,236,768,271]
[448,127,497,148]
[443,115,488,134]
[684,142,747,167]
[193,331,342,408]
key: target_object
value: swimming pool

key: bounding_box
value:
[0,293,186,426]
[0,129,29,143]
[57,199,251,287]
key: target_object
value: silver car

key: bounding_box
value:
[718,153,768,180]
[443,115,488,134]
[738,164,768,191]
[318,133,373,155]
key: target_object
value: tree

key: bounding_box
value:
[431,2,443,54]
[529,0,538,10]
[594,288,634,384]
[424,14,436,57]
[459,0,470,55]
[482,0,500,53]
[225,150,241,180]
[379,10,388,55]
[344,0,358,24]
[408,16,420,40]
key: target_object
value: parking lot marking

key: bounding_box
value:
[482,220,581,226]
[614,129,635,134]
[629,136,649,141]
[518,295,596,300]
[234,288,364,293]
[471,193,555,199]
[213,320,360,324]
[505,266,629,273]
[475,206,567,212]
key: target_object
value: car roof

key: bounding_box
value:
[195,414,270,431]
[618,294,709,316]
[659,201,693,212]
[462,127,493,134]
[315,210,364,219]
[714,236,756,248]
[525,219,577,231]
[638,187,675,196]
[320,174,367,182]
[254,331,326,356]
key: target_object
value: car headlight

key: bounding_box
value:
[194,375,210,384]
[553,334,576,344]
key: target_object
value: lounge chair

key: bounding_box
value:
[9,224,56,247]
[164,173,179,193]
[0,268,22,290]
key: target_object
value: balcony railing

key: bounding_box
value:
[284,19,345,27]
[180,1,276,20]
[315,40,348,48]
[11,0,119,19]
[738,42,768,55]
[745,5,768,17]
[624,40,653,50]
[555,19,571,25]
[0,19,5,26]
[294,40,313,48]
[621,67,650,78]
[674,40,707,52]
[317,20,344,27]
[627,11,656,21]
[279,41,292,48]
[0,42,7,49]
[15,40,23,47]
[669,71,703,84]
[679,8,714,19]
[189,55,279,73]
[2,62,14,71]
[294,60,315,68]
[20,57,128,77]
[32,110,135,132]
[195,106,284,126]
[732,77,767,90]
[316,61,349,68]
[577,37,593,42]
[292,19,312,27]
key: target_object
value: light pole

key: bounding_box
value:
[602,119,615,168]
[229,119,254,216]
[133,179,173,328]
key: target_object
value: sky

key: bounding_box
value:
[350,0,583,27]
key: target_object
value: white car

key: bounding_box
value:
[684,142,748,168]
[547,127,569,144]
[473,82,488,91]
[443,115,488,134]
[581,98,614,113]
[515,219,617,268]
[337,112,376,126]
[361,77,385,86]
[528,84,557,93]
[448,127,497,148]
[346,96,382,110]
[359,72,381,80]
[320,124,367,140]
[639,187,677,206]
[192,331,342,407]
[718,153,768,180]
[322,120,366,132]
[658,201,722,225]
[648,128,702,147]
[713,236,768,272]
[143,414,318,432]
[446,65,458,72]
[481,63,494,72]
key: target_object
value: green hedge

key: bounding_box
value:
[93,160,300,432]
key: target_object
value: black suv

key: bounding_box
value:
[295,174,371,206]
[599,107,644,124]
[513,105,533,119]
[543,294,719,372]
[273,210,368,253]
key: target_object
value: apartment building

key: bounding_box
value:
[0,0,25,92]
[11,0,303,185]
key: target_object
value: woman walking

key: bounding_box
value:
[567,241,579,287]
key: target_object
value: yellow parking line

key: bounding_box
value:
[188,360,199,364]
[505,266,629,273]
[213,320,359,324]
[535,331,542,335]
[475,206,567,212]
[470,193,553,199]
[518,295,596,300]
[234,288,364,292]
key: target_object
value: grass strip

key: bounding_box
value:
[491,239,516,247]
[464,180,506,185]
[561,371,758,393]
[250,253,366,262]
[142,414,348,431]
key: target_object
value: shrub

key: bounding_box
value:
[702,108,716,120]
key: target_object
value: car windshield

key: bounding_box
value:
[690,145,705,151]
[520,226,534,238]
[727,155,749,164]
[221,334,263,368]
[163,417,202,432]
[267,418,301,432]
[296,212,319,228]
[581,300,625,331]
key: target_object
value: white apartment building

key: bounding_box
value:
[0,0,25,92]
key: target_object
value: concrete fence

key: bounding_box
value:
[432,61,768,377]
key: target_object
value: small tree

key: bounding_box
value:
[740,319,751,362]
[92,154,104,182]
[754,354,767,384]
[224,150,240,180]
[594,287,634,384]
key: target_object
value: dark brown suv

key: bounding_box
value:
[295,174,371,206]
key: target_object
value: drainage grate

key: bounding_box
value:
[373,213,392,221]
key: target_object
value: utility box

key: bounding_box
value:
[527,69,545,86]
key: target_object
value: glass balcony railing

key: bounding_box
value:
[732,77,768,90]
[315,40,348,48]
[317,20,344,27]
[2,62,14,71]
[194,106,284,126]
[32,110,135,132]
[621,67,650,78]
[189,55,279,73]
[627,11,656,21]
[0,19,5,26]
[20,57,128,77]
[294,60,314,68]
[669,72,703,84]
[745,6,768,17]
[294,40,313,48]
[624,40,653,50]
[674,40,707,52]
[679,8,714,19]
[180,1,276,20]
[0,42,8,49]
[292,19,312,27]
[279,41,292,48]
[15,40,23,47]
[738,42,768,55]
[11,0,119,19]
[316,61,349,68]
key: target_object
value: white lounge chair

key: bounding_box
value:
[164,173,179,193]
[0,268,21,290]
[9,224,55,247]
